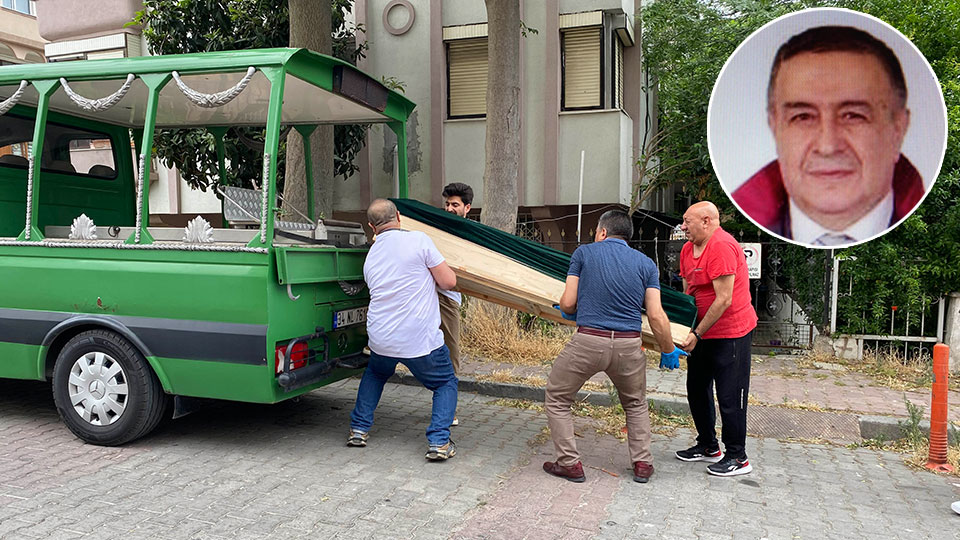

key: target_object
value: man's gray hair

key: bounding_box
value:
[367,198,398,228]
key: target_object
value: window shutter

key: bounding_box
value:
[448,38,488,117]
[562,27,601,109]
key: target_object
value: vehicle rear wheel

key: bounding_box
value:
[52,329,167,446]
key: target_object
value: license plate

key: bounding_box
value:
[334,306,367,329]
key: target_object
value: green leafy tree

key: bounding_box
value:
[641,0,960,334]
[132,0,367,206]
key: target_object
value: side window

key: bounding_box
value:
[0,114,117,179]
[44,123,117,179]
[0,114,32,169]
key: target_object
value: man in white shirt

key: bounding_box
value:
[348,199,460,460]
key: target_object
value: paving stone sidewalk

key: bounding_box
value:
[459,353,960,423]
[1,377,959,539]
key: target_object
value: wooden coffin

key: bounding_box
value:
[401,215,690,352]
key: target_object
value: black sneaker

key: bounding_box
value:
[707,456,753,476]
[675,445,723,463]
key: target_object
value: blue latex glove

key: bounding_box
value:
[659,346,688,370]
[552,303,577,322]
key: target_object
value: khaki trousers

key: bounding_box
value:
[438,293,461,374]
[545,332,651,466]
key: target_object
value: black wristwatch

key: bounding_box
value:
[691,330,702,342]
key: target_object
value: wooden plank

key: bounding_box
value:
[400,215,691,351]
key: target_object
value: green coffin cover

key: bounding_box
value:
[391,198,697,327]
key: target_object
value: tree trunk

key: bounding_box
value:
[481,0,521,233]
[285,0,334,221]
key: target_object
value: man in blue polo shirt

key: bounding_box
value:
[544,210,686,483]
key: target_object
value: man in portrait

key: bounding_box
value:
[732,26,923,246]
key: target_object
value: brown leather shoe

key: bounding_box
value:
[633,461,654,483]
[543,460,586,483]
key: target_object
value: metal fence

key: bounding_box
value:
[753,320,816,350]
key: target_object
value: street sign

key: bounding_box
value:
[741,243,761,279]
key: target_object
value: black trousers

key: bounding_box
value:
[686,330,753,459]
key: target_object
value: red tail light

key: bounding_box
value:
[275,341,308,374]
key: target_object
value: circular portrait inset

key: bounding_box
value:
[708,8,947,248]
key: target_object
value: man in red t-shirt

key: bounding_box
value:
[676,201,758,476]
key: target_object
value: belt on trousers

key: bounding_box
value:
[577,326,642,339]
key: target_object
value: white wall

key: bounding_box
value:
[353,0,434,208]
[443,118,486,207]
[557,110,627,205]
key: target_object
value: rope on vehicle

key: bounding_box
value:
[260,153,270,244]
[0,80,28,116]
[0,239,268,253]
[60,74,136,112]
[172,66,257,108]
[23,147,33,240]
[134,154,145,243]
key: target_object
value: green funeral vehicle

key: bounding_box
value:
[0,49,415,445]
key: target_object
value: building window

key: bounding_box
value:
[1,0,32,15]
[561,26,602,110]
[447,38,488,118]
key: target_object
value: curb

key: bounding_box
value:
[389,372,950,443]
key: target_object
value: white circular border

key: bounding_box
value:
[707,7,948,250]
[383,0,415,36]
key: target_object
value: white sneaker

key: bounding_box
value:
[952,501,960,515]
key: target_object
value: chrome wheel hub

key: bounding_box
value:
[67,351,128,426]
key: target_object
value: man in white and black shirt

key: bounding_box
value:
[348,199,459,461]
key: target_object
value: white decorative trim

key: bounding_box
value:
[259,153,270,244]
[69,214,97,240]
[183,216,214,243]
[0,240,268,253]
[24,147,34,240]
[45,33,128,58]
[60,74,136,112]
[134,153,145,243]
[172,67,256,108]
[559,11,603,29]
[0,80,28,116]
[383,0,416,36]
[442,23,488,41]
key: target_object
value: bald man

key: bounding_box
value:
[348,199,460,461]
[676,202,758,476]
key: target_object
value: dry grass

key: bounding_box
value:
[492,398,544,412]
[461,301,570,366]
[902,440,960,474]
[858,437,960,477]
[473,370,608,392]
[848,349,938,392]
[490,397,694,440]
[807,349,959,393]
[475,370,547,388]
[853,397,960,477]
[776,399,828,412]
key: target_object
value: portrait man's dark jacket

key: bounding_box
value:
[732,155,924,238]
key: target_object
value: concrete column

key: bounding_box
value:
[943,292,960,372]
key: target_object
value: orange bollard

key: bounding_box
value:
[926,343,954,472]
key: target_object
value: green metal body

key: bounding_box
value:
[0,49,414,404]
